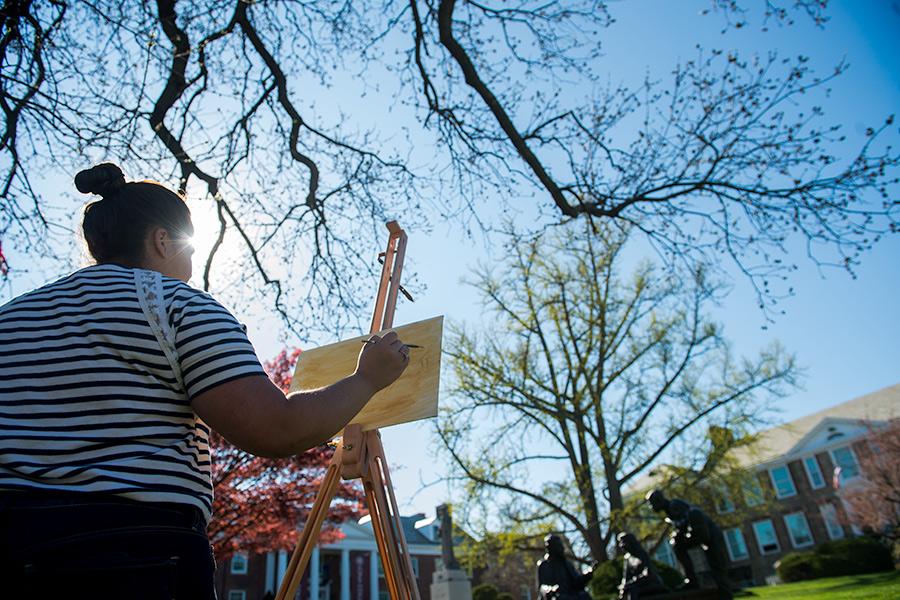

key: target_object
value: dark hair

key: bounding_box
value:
[77,163,192,264]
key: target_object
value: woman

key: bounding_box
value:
[0,163,409,598]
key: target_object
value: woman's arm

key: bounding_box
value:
[192,332,409,457]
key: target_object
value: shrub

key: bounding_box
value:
[775,552,820,583]
[589,557,683,598]
[497,593,515,600]
[776,536,894,582]
[472,583,499,600]
[655,560,684,589]
[588,557,623,598]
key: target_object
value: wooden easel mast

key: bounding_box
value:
[275,221,420,600]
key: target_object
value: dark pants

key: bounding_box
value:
[0,491,217,599]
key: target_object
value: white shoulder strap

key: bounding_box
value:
[134,268,185,392]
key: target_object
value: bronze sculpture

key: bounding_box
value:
[616,532,668,600]
[645,489,731,599]
[536,534,593,600]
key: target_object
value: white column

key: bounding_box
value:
[278,551,289,591]
[341,549,351,600]
[310,546,321,600]
[265,551,276,594]
[369,550,379,600]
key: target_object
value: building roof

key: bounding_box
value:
[625,383,900,495]
[730,383,900,468]
[350,512,442,550]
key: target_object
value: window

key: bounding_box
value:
[803,456,825,489]
[743,477,764,507]
[227,591,246,600]
[752,520,780,555]
[831,446,860,482]
[783,512,814,548]
[715,487,735,514]
[411,557,420,578]
[769,465,797,498]
[230,553,248,575]
[724,527,749,561]
[819,503,845,540]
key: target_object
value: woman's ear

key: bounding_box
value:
[147,226,171,259]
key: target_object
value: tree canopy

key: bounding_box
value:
[210,348,366,560]
[1,1,896,334]
[437,222,798,561]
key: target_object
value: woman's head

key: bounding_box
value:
[77,163,194,281]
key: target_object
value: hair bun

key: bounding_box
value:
[75,163,127,198]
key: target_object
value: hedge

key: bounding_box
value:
[776,536,894,582]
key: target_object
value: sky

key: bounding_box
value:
[322,0,900,516]
[3,1,897,521]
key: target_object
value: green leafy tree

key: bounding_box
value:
[438,222,798,561]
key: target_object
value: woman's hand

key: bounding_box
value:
[355,331,410,393]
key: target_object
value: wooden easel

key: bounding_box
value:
[275,221,421,600]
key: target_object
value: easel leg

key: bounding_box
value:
[275,447,344,600]
[276,221,419,600]
[362,432,421,600]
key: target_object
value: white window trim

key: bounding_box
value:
[829,445,861,483]
[724,527,749,561]
[769,464,797,498]
[230,552,249,575]
[802,455,826,490]
[752,519,781,555]
[819,503,845,540]
[783,512,814,549]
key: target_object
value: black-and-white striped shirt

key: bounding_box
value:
[0,263,266,521]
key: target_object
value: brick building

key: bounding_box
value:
[636,383,899,587]
[215,512,444,600]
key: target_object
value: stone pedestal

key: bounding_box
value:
[430,568,472,600]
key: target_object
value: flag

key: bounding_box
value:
[0,241,8,276]
[832,466,842,490]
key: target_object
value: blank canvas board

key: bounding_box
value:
[288,316,443,434]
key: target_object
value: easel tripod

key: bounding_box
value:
[275,221,421,600]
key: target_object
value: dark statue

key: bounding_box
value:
[536,534,593,600]
[646,489,732,599]
[436,504,460,571]
[616,532,668,600]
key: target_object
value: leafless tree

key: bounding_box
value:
[1,0,421,335]
[412,0,896,311]
[1,1,896,333]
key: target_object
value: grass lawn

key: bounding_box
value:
[737,570,899,599]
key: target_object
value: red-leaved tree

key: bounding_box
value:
[842,418,900,543]
[208,348,367,560]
